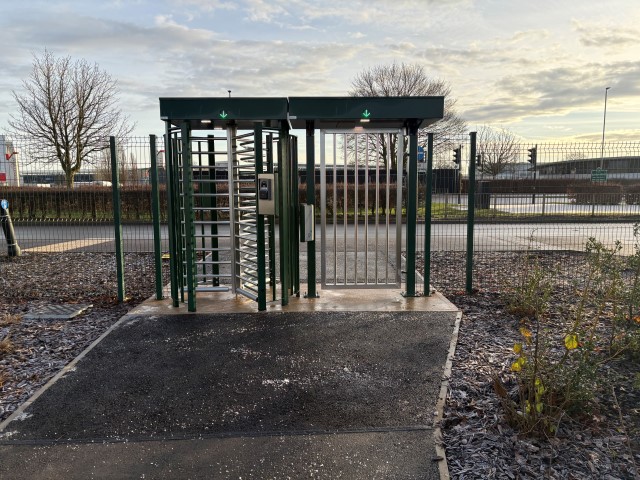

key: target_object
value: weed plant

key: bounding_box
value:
[497,228,640,437]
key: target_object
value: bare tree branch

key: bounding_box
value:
[349,62,467,170]
[9,50,134,188]
[476,125,520,178]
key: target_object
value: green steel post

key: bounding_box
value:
[255,123,267,311]
[279,122,290,306]
[466,132,477,294]
[404,122,419,297]
[291,136,300,297]
[305,121,319,298]
[267,134,276,300]
[149,135,163,300]
[197,141,206,279]
[181,123,197,312]
[109,136,125,302]
[424,133,434,295]
[164,128,179,306]
[207,136,219,286]
[172,135,185,303]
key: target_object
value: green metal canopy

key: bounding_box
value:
[159,96,445,130]
[159,97,289,129]
[288,96,444,129]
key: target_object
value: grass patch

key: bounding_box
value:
[0,336,15,358]
[0,314,22,327]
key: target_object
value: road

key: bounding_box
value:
[2,221,638,255]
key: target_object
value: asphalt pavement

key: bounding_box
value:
[0,302,459,480]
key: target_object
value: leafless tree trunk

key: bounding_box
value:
[476,125,520,178]
[349,62,467,170]
[9,50,133,188]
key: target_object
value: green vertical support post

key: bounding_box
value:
[267,134,276,300]
[278,122,290,306]
[255,123,267,311]
[109,136,125,302]
[149,135,163,300]
[404,122,419,297]
[466,131,477,294]
[305,121,319,298]
[207,136,219,286]
[164,129,179,306]
[290,136,300,297]
[181,123,197,312]
[424,133,434,295]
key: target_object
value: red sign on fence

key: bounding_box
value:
[0,172,6,182]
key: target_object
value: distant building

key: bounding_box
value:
[536,156,640,180]
[493,162,534,180]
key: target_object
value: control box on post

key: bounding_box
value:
[257,173,277,216]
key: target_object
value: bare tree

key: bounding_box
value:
[476,125,519,178]
[9,50,133,188]
[349,62,467,170]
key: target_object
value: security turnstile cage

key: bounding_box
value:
[167,126,286,308]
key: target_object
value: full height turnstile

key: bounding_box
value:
[158,96,445,311]
[163,118,299,312]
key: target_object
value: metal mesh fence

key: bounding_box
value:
[0,135,164,255]
[418,138,640,292]
[2,134,639,294]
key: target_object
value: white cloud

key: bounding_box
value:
[0,0,639,141]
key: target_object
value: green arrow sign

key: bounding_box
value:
[219,110,228,119]
[362,109,371,118]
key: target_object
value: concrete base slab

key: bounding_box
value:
[130,284,458,316]
[24,303,93,320]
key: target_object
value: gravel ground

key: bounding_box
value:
[425,251,639,480]
[1,251,639,479]
[0,252,168,423]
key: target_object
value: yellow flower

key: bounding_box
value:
[513,343,523,354]
[564,334,579,350]
[511,357,526,372]
[520,327,533,339]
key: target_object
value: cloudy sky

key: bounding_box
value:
[1,0,638,142]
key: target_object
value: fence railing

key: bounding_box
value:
[2,134,640,293]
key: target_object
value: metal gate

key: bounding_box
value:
[319,129,403,288]
[170,126,282,309]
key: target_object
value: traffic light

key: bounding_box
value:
[476,153,483,167]
[527,146,537,165]
[452,147,461,165]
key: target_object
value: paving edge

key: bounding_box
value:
[433,310,462,480]
[0,310,135,433]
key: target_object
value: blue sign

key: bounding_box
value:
[417,146,425,162]
[0,199,8,210]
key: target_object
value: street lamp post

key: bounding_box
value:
[600,87,610,169]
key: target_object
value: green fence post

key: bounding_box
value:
[305,121,319,298]
[267,134,276,301]
[149,135,163,300]
[164,128,179,307]
[109,136,125,302]
[279,121,291,306]
[424,133,434,295]
[466,132,477,294]
[404,121,419,297]
[290,136,300,297]
[255,123,267,311]
[181,123,196,312]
